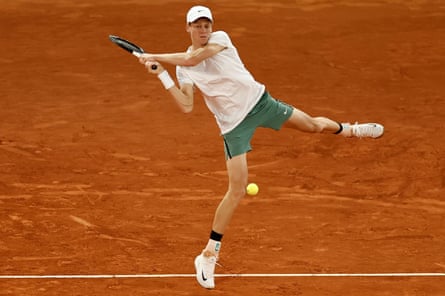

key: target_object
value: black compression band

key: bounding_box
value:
[334,122,343,134]
[210,230,223,242]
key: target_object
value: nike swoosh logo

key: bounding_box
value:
[201,271,208,281]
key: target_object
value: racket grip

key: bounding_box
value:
[151,64,158,70]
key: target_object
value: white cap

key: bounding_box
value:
[186,5,213,23]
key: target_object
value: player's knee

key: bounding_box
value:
[227,183,247,201]
[232,186,247,199]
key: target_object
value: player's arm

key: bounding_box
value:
[139,43,226,67]
[141,61,194,113]
[168,82,194,113]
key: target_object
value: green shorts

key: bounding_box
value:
[222,91,293,159]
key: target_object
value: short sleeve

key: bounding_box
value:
[208,31,232,48]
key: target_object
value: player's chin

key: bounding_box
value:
[200,36,209,44]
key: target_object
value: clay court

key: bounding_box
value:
[1,0,444,295]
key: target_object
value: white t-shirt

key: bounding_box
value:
[176,31,265,134]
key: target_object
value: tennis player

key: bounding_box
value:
[138,5,384,289]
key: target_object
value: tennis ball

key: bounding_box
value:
[246,183,259,196]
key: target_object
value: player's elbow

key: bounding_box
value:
[180,104,193,113]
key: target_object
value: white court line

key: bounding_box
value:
[0,273,444,279]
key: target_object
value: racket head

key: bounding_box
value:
[109,35,144,55]
[109,35,157,70]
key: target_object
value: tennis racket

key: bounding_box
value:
[109,35,157,70]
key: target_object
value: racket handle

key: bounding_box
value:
[151,64,158,70]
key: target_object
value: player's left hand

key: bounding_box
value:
[141,60,164,74]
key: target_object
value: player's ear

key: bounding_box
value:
[186,24,191,33]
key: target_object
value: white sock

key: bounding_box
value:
[339,123,352,137]
[203,239,221,257]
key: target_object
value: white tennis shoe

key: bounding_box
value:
[194,253,217,289]
[351,122,384,138]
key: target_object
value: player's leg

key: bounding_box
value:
[283,107,384,138]
[194,153,248,289]
[283,107,341,134]
[253,92,351,136]
[212,152,248,233]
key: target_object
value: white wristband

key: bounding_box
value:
[157,70,175,90]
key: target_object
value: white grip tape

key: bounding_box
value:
[158,70,175,90]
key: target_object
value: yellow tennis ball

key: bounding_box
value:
[246,183,259,196]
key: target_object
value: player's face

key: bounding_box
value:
[187,18,213,46]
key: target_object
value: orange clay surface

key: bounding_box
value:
[1,1,444,295]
